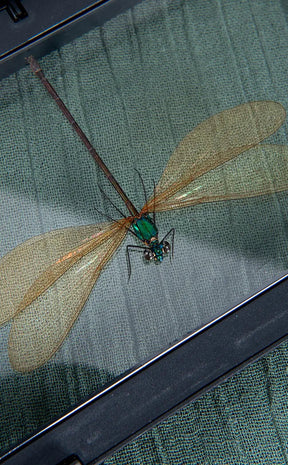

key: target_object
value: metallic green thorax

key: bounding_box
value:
[132,214,158,243]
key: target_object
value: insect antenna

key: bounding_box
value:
[98,184,127,218]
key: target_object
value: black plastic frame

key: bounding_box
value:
[1,273,288,465]
[0,0,143,79]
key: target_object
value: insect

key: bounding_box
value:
[0,56,288,373]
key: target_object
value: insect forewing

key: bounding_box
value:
[8,220,131,372]
[0,222,116,325]
[142,101,286,213]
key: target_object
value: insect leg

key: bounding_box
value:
[135,169,148,206]
[94,207,139,240]
[160,228,175,258]
[98,184,127,218]
[152,179,156,225]
[126,245,147,281]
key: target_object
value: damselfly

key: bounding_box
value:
[1,56,288,372]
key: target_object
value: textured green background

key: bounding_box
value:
[1,0,288,462]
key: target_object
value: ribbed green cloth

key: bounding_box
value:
[0,0,288,462]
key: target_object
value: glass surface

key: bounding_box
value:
[1,0,288,456]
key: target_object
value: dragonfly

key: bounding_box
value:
[0,56,288,373]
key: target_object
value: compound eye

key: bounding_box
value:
[162,241,171,254]
[144,249,154,261]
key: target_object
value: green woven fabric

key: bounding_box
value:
[0,0,288,461]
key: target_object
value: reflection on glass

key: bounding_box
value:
[1,0,288,458]
[0,60,287,373]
